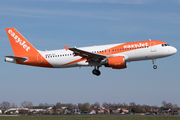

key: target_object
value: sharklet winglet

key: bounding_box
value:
[64,46,70,51]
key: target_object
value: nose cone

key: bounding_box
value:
[169,47,177,55]
[172,47,177,54]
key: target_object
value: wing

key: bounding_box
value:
[64,46,106,62]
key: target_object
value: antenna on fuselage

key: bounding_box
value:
[149,38,151,41]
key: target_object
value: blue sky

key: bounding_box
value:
[1,0,180,107]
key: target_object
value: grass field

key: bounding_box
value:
[0,117,180,120]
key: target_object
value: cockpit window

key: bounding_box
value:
[162,44,170,47]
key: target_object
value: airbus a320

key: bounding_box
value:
[5,28,177,76]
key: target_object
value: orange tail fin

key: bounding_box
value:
[6,28,37,57]
[5,28,53,68]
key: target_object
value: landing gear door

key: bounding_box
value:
[150,42,156,52]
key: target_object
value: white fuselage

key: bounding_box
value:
[39,42,177,68]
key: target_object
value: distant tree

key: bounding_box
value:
[102,102,109,108]
[44,103,50,107]
[151,105,158,111]
[90,102,100,109]
[78,103,83,111]
[161,101,167,108]
[66,103,74,108]
[1,101,10,110]
[109,102,118,109]
[129,102,136,107]
[10,103,18,108]
[142,104,151,112]
[72,104,78,109]
[39,103,45,109]
[136,104,142,113]
[122,103,128,108]
[39,103,44,106]
[55,102,61,109]
[173,104,178,109]
[21,101,33,108]
[166,102,173,109]
[80,102,90,112]
[129,102,136,113]
[160,106,164,110]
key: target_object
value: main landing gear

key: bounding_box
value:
[92,66,101,76]
[152,59,157,69]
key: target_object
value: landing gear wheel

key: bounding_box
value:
[153,65,157,69]
[96,70,101,76]
[92,69,96,75]
[92,69,101,76]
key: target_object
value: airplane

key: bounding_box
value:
[5,28,177,76]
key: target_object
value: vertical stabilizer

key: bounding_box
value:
[6,28,37,57]
[5,28,53,68]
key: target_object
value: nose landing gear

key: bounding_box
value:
[92,66,101,76]
[153,65,157,69]
[152,59,157,69]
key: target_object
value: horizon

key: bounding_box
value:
[1,0,180,107]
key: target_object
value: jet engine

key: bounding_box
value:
[101,56,127,69]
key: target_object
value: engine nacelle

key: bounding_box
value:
[101,56,127,69]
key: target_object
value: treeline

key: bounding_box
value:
[0,100,179,113]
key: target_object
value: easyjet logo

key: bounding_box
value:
[8,29,30,51]
[124,43,148,48]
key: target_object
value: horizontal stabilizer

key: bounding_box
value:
[5,56,27,62]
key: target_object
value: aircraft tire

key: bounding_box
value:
[92,69,101,76]
[153,65,157,69]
